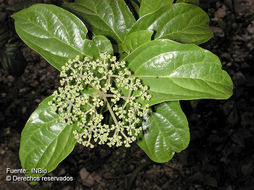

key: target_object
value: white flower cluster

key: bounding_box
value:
[48,54,151,148]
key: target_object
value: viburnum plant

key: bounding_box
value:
[12,0,233,182]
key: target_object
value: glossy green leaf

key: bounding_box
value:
[12,4,99,70]
[139,0,173,17]
[19,96,77,181]
[138,101,189,163]
[63,0,136,45]
[124,39,233,105]
[130,3,213,45]
[176,0,199,5]
[122,30,153,53]
[93,35,113,55]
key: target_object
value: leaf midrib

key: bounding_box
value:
[146,80,229,98]
[135,75,229,86]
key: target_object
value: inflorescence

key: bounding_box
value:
[48,53,151,148]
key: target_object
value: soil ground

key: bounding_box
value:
[0,0,254,189]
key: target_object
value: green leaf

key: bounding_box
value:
[124,39,233,105]
[176,0,199,5]
[93,35,113,55]
[19,96,77,182]
[63,0,136,45]
[130,3,213,45]
[139,0,173,17]
[12,4,99,70]
[122,30,153,53]
[138,101,189,163]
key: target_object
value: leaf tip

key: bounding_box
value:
[11,13,17,19]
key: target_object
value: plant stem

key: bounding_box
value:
[120,130,128,140]
[104,94,129,99]
[109,74,119,78]
[123,90,132,109]
[102,94,119,126]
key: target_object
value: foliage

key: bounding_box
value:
[12,0,233,183]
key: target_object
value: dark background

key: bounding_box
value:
[0,0,254,189]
